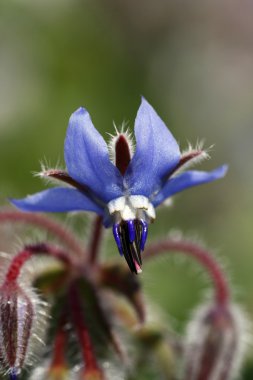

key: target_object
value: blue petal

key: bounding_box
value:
[10,187,104,214]
[152,165,228,207]
[64,107,123,203]
[125,98,181,196]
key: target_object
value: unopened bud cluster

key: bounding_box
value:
[0,210,250,380]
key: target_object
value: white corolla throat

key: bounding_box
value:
[107,195,156,222]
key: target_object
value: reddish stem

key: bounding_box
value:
[3,243,73,286]
[25,243,73,266]
[0,211,84,258]
[51,331,66,368]
[144,239,229,306]
[69,283,103,376]
[5,250,32,284]
[51,314,68,368]
[88,216,103,265]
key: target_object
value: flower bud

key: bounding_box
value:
[46,366,70,380]
[29,359,74,380]
[0,282,47,375]
[98,263,145,322]
[183,302,248,380]
[135,323,176,379]
[80,368,104,380]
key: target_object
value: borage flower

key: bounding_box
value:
[11,98,227,274]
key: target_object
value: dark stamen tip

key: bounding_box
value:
[112,219,149,274]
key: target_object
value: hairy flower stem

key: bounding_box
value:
[5,250,32,284]
[3,243,73,286]
[51,324,67,368]
[50,313,69,372]
[145,239,229,306]
[68,283,104,378]
[88,216,103,265]
[0,211,84,258]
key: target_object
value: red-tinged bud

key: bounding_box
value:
[47,366,70,380]
[98,263,145,322]
[183,302,248,380]
[134,323,176,379]
[29,360,74,380]
[80,368,104,380]
[0,282,46,375]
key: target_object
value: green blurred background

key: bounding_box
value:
[0,0,253,376]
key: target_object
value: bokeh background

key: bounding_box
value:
[0,0,253,377]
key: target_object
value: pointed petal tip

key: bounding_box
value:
[213,164,229,179]
[139,96,152,109]
[71,106,88,118]
[8,188,104,214]
[152,163,229,207]
[8,197,26,211]
[220,164,229,175]
[9,195,45,213]
[65,105,123,203]
[127,96,180,196]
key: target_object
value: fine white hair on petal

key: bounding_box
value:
[33,158,66,187]
[35,156,62,175]
[174,140,212,176]
[107,121,135,165]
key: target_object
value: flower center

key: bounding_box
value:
[107,195,156,274]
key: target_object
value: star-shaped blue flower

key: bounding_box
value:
[11,98,227,273]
